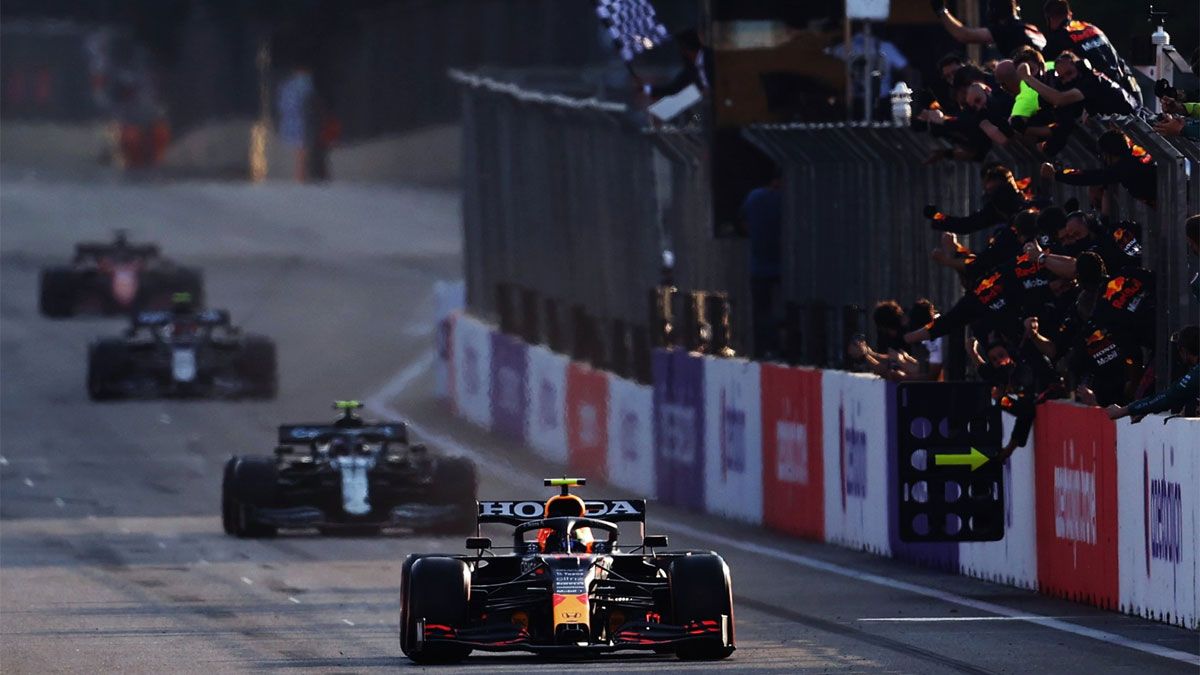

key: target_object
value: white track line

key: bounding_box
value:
[366,362,1200,668]
[858,616,1082,623]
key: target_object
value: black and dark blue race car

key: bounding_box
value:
[223,401,478,537]
[399,478,735,663]
[86,297,276,400]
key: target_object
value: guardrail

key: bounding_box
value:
[444,310,1200,630]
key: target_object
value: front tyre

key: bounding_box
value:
[400,556,471,664]
[228,457,278,538]
[670,553,735,660]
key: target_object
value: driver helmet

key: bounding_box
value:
[328,436,354,457]
[536,495,594,553]
[170,291,195,316]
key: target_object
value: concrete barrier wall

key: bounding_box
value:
[442,319,1200,629]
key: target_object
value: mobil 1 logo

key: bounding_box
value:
[896,382,1004,542]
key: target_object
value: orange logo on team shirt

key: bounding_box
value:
[974,272,1004,304]
[1104,277,1125,298]
[1085,329,1106,346]
[1131,144,1153,164]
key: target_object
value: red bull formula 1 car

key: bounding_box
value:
[399,478,735,663]
[39,231,203,317]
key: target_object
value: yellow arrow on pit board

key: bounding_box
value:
[933,447,990,471]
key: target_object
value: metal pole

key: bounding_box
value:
[862,21,873,123]
[1151,20,1171,114]
[844,11,853,121]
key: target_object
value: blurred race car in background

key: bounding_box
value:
[39,230,203,317]
[222,401,478,537]
[87,298,276,400]
[399,478,735,664]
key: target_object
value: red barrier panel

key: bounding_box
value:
[567,363,609,481]
[1034,402,1119,608]
[760,364,824,539]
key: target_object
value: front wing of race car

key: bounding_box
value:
[246,502,468,530]
[416,616,731,654]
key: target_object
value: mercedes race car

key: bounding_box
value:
[399,478,735,663]
[87,301,276,400]
[222,401,478,537]
[40,231,204,318]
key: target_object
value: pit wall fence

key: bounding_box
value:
[443,310,1199,629]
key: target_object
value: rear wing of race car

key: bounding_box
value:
[476,499,647,526]
[277,423,408,444]
[75,242,160,259]
[133,309,230,326]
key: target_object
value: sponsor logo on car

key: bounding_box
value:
[478,500,643,518]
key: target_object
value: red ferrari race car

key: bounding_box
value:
[39,230,203,318]
[399,478,735,663]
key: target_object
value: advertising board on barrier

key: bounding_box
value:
[760,364,824,539]
[489,332,528,442]
[526,345,569,463]
[821,370,891,555]
[607,374,655,497]
[1035,402,1119,608]
[1117,418,1198,628]
[703,357,763,524]
[451,312,492,429]
[567,362,609,482]
[653,349,705,511]
[958,415,1039,589]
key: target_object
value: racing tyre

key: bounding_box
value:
[39,268,75,317]
[229,457,278,538]
[419,456,477,534]
[400,556,471,664]
[669,553,735,660]
[236,336,277,399]
[87,339,129,401]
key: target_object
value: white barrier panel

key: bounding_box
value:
[1117,417,1199,629]
[606,374,656,497]
[526,344,569,463]
[703,357,764,524]
[821,370,891,555]
[957,414,1039,589]
[432,281,465,399]
[450,312,491,429]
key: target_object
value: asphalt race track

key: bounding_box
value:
[2,170,1198,673]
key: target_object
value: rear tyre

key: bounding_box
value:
[236,336,277,399]
[400,556,471,664]
[87,339,129,401]
[221,457,238,535]
[418,456,478,535]
[229,457,279,538]
[670,553,735,660]
[39,268,75,317]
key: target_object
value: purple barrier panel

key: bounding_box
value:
[653,349,705,511]
[489,332,528,442]
[886,381,960,571]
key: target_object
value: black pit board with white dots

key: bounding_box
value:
[896,382,1004,542]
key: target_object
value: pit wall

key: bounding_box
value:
[441,311,1199,629]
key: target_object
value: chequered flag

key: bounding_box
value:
[595,0,669,62]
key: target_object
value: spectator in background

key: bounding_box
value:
[277,64,317,183]
[1018,51,1137,118]
[924,164,1030,236]
[739,172,783,358]
[907,299,945,381]
[965,81,1016,146]
[967,332,1062,459]
[826,31,914,119]
[1154,78,1200,139]
[1041,129,1157,208]
[1041,0,1141,103]
[931,0,1045,60]
[873,300,909,354]
[1105,325,1199,420]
